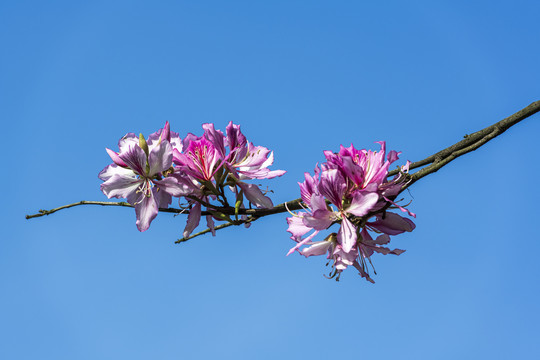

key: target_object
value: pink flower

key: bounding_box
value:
[173,136,223,182]
[170,122,285,236]
[287,142,415,282]
[99,123,189,231]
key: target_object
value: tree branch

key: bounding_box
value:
[26,101,540,241]
[388,100,540,181]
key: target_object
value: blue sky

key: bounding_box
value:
[3,1,540,359]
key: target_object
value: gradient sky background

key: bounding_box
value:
[3,1,540,359]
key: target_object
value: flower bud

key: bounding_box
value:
[139,133,149,156]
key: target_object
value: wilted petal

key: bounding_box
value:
[353,261,375,283]
[358,228,375,257]
[206,215,216,236]
[374,233,391,245]
[383,196,417,218]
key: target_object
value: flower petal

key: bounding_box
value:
[369,212,416,235]
[226,121,247,150]
[303,209,335,230]
[237,182,273,208]
[100,173,141,199]
[152,186,172,209]
[318,169,346,207]
[153,177,193,197]
[300,239,332,258]
[333,244,358,270]
[337,216,357,253]
[98,164,134,181]
[134,191,159,232]
[203,123,226,158]
[119,144,147,175]
[148,141,172,176]
[286,230,320,256]
[287,215,312,238]
[346,192,379,217]
[118,133,138,153]
[106,148,128,167]
[183,202,202,238]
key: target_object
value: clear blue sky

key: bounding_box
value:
[3,1,540,359]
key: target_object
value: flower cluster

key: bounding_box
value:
[286,142,415,282]
[99,122,285,235]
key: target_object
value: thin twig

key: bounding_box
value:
[25,200,188,219]
[175,216,259,243]
[25,201,134,219]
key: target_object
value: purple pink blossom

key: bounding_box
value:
[99,121,285,236]
[287,141,416,282]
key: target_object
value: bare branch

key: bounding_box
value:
[388,100,540,180]
[25,200,188,219]
[175,216,260,243]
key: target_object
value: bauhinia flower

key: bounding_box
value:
[99,123,189,231]
[287,141,415,282]
[169,121,286,237]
